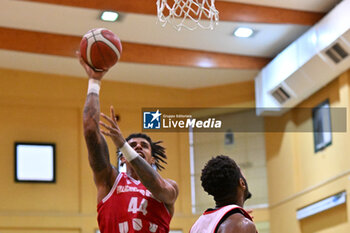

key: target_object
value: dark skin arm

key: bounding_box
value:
[100,107,179,215]
[79,52,118,203]
[126,152,179,215]
[218,214,257,233]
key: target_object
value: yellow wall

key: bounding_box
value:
[0,68,257,232]
[265,71,350,233]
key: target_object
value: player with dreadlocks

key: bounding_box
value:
[79,53,178,233]
[190,155,257,233]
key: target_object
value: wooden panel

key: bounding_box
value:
[121,42,270,69]
[0,27,79,57]
[0,27,270,69]
[216,1,324,25]
[24,0,324,25]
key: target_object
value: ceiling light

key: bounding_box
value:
[233,27,254,38]
[100,11,119,22]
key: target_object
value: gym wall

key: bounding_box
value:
[265,70,350,233]
[0,67,256,233]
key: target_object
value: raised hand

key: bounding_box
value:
[99,105,126,148]
[76,51,108,81]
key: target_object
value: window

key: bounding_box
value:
[15,142,56,183]
[312,99,332,152]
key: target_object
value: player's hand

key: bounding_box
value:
[99,105,126,148]
[76,51,107,81]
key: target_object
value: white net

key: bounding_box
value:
[156,0,219,31]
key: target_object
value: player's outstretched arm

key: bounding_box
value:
[127,152,179,207]
[100,106,179,207]
[79,53,117,203]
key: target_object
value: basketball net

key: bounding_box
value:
[156,0,219,31]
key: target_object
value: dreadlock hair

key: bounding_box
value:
[201,155,241,203]
[124,133,167,171]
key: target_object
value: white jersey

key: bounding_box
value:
[190,205,253,233]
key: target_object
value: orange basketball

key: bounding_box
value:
[80,28,122,72]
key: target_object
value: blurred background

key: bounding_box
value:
[1,0,350,233]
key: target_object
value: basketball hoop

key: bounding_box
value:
[156,0,219,31]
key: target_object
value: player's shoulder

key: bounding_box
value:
[217,213,256,233]
[165,178,178,186]
[166,178,179,192]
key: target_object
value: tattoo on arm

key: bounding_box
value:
[83,93,111,174]
[85,132,110,172]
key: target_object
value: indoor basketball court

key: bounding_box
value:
[0,0,349,233]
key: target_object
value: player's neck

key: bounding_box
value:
[127,168,140,180]
[215,196,244,208]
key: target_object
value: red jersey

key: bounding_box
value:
[190,205,255,233]
[97,172,171,233]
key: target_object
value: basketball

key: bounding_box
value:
[80,28,122,72]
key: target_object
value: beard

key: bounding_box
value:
[241,175,252,200]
